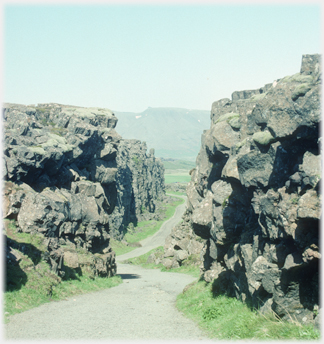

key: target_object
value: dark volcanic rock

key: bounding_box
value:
[109,140,165,238]
[185,54,321,326]
[149,208,205,270]
[3,103,165,277]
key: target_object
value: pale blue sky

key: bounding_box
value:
[3,3,322,112]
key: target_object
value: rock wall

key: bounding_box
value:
[109,140,165,239]
[3,103,164,277]
[159,208,205,269]
[185,54,321,325]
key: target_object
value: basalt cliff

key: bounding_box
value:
[3,103,164,279]
[164,54,321,326]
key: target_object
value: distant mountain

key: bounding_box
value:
[114,107,210,161]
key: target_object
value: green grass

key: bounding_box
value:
[161,159,195,170]
[177,280,320,340]
[4,265,122,322]
[162,159,194,184]
[111,196,185,256]
[109,239,137,256]
[124,197,184,244]
[123,246,200,278]
[165,190,187,196]
[164,173,191,184]
[4,219,122,322]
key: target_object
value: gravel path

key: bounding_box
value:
[116,194,187,262]
[5,194,212,341]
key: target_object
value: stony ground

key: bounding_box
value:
[5,196,213,341]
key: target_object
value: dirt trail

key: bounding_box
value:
[5,194,212,341]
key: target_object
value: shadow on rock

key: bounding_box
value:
[5,236,43,292]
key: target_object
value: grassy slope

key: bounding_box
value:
[110,195,184,256]
[122,244,320,340]
[4,194,184,320]
[123,246,200,278]
[164,173,191,184]
[162,159,196,171]
[177,281,320,340]
[162,159,194,184]
[4,219,122,321]
[6,191,318,340]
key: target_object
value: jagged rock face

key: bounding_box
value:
[3,103,164,277]
[3,103,119,251]
[186,54,321,325]
[160,209,205,269]
[109,140,165,238]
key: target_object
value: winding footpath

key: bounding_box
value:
[116,194,187,262]
[5,195,212,341]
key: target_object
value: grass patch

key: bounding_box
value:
[111,196,185,256]
[177,280,320,340]
[123,246,165,266]
[164,173,191,184]
[109,239,136,256]
[4,266,122,322]
[123,246,200,278]
[4,219,122,322]
[161,159,195,170]
[123,197,184,244]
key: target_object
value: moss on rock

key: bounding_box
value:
[281,73,313,84]
[228,117,241,129]
[250,93,266,102]
[235,138,248,152]
[291,83,312,101]
[252,131,275,145]
[216,112,240,124]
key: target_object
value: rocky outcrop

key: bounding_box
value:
[109,140,165,239]
[3,103,164,278]
[185,54,321,325]
[159,209,205,269]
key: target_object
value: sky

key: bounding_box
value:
[2,1,322,113]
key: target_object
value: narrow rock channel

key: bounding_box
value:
[5,196,212,341]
